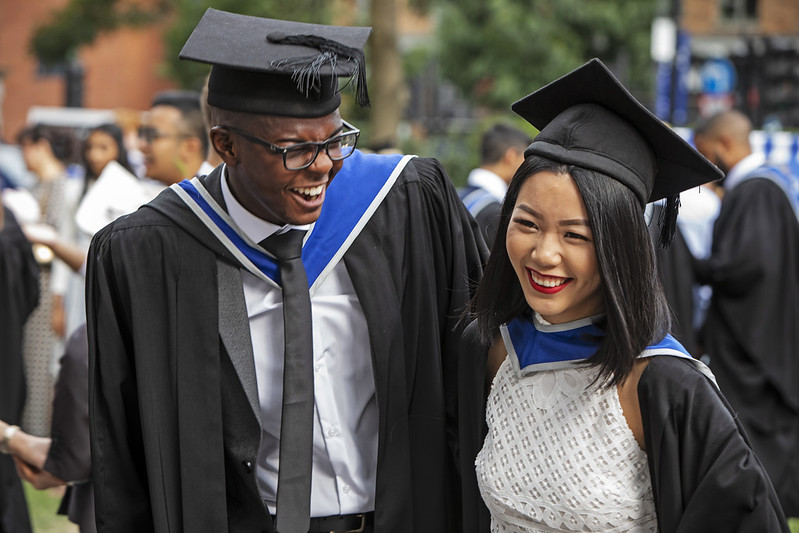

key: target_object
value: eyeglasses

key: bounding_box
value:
[137,126,187,144]
[216,120,360,171]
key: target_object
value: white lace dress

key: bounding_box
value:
[475,357,658,532]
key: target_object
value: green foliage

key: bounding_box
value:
[435,0,658,110]
[162,0,333,91]
[401,114,537,188]
[30,0,168,66]
[30,0,332,86]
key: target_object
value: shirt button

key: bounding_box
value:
[343,484,351,494]
[242,460,253,473]
[327,429,337,437]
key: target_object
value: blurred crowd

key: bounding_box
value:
[0,88,215,532]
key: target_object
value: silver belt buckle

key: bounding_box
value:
[331,513,366,533]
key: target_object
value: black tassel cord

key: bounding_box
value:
[268,33,370,107]
[657,194,681,248]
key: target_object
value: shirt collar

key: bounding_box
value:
[220,165,312,243]
[196,160,217,178]
[725,152,765,192]
[466,167,508,201]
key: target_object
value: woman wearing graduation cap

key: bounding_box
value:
[463,59,788,532]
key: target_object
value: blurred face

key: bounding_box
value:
[504,147,526,183]
[506,171,603,324]
[694,134,730,176]
[139,105,189,184]
[19,138,47,174]
[85,130,119,177]
[225,111,344,226]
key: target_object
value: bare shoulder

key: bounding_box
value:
[486,334,507,387]
[618,358,651,451]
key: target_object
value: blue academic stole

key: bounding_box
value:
[740,163,799,221]
[169,150,414,294]
[501,314,696,377]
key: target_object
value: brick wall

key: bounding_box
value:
[0,0,176,140]
[682,0,799,35]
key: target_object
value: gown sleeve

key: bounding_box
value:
[396,157,489,532]
[412,158,490,532]
[694,178,790,295]
[44,324,91,482]
[85,224,153,532]
[638,356,789,533]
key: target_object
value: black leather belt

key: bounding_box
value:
[272,512,373,533]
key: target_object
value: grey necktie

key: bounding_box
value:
[260,229,313,533]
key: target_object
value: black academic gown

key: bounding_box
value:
[86,158,488,532]
[457,184,502,250]
[695,176,799,517]
[639,356,788,532]
[46,325,95,533]
[0,207,38,533]
[458,325,788,532]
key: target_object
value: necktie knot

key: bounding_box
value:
[260,229,306,262]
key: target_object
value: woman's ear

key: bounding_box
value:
[210,127,238,166]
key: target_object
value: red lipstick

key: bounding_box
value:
[526,268,571,294]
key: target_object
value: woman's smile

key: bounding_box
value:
[526,267,572,294]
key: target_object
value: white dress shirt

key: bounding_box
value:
[723,152,765,193]
[221,172,378,517]
[466,167,508,202]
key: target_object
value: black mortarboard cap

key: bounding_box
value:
[512,59,722,206]
[179,8,372,117]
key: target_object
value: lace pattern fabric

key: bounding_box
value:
[476,358,657,532]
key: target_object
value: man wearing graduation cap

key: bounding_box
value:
[692,110,799,518]
[85,8,487,533]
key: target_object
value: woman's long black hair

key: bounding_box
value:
[81,123,134,198]
[470,154,672,386]
[82,123,133,181]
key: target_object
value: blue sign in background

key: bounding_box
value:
[654,30,691,125]
[700,58,737,94]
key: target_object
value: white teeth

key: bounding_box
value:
[292,185,324,197]
[530,271,568,288]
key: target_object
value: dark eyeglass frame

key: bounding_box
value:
[214,120,360,171]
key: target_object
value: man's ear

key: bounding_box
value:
[501,147,520,165]
[210,127,238,166]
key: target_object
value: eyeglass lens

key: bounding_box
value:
[138,127,171,143]
[284,132,358,170]
[137,127,155,142]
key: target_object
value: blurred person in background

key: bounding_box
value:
[16,124,82,437]
[0,204,39,533]
[138,90,207,185]
[83,123,135,188]
[458,123,531,249]
[8,126,150,533]
[1,325,95,533]
[55,123,136,336]
[693,109,799,519]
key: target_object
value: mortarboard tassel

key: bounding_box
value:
[657,194,681,248]
[268,33,370,108]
